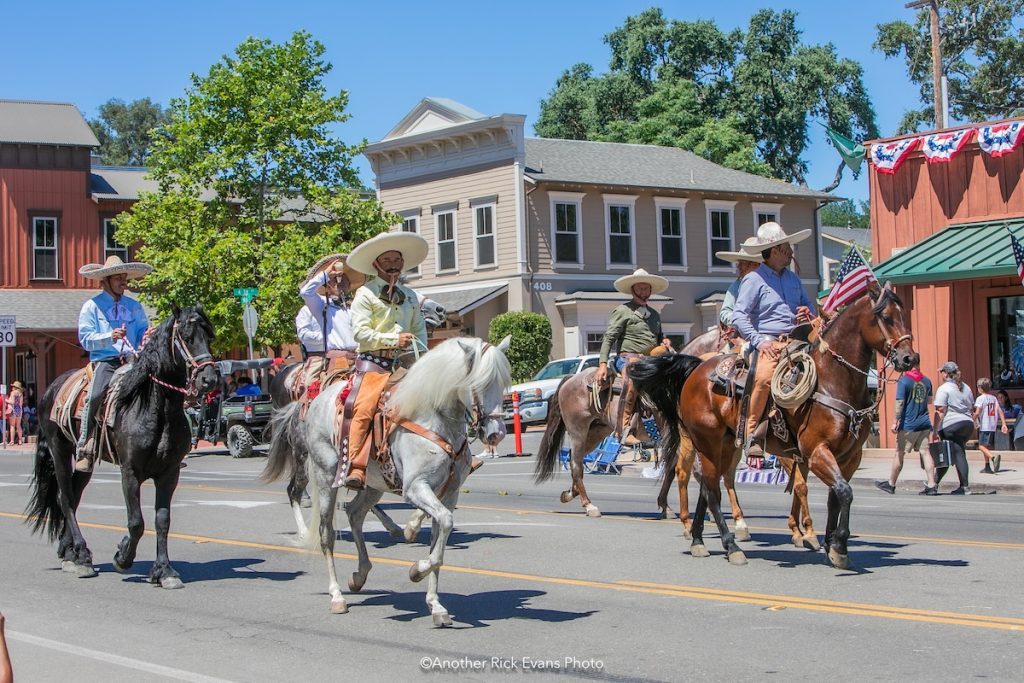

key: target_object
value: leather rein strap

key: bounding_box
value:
[384,412,468,498]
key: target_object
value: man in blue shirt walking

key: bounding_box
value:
[75,255,152,472]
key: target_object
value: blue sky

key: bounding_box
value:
[2,1,927,203]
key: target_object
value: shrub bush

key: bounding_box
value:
[488,311,552,383]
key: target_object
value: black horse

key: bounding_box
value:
[26,305,218,588]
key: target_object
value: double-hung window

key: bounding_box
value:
[705,200,737,270]
[655,197,688,269]
[32,215,59,279]
[751,202,782,229]
[434,208,457,274]
[603,194,637,268]
[103,218,129,262]
[472,200,496,268]
[549,191,584,267]
[399,212,420,275]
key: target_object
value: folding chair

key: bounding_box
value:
[559,447,600,471]
[590,436,623,474]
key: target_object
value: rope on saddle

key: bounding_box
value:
[770,349,817,409]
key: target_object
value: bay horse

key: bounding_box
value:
[263,336,510,624]
[632,283,917,569]
[26,305,219,587]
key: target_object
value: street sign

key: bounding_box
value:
[233,287,259,304]
[242,304,259,338]
[0,316,15,347]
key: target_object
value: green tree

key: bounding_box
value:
[820,199,870,229]
[536,7,878,185]
[116,31,391,352]
[488,312,553,383]
[88,98,170,166]
[876,0,1024,132]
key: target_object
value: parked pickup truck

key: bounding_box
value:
[503,354,601,428]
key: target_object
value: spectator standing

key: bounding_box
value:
[930,362,975,495]
[974,378,1007,474]
[876,361,934,495]
[5,381,25,446]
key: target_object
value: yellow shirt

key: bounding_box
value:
[351,278,428,353]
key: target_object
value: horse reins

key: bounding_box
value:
[147,321,215,399]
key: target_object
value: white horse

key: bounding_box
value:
[267,336,510,625]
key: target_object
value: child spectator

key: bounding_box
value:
[973,378,1006,474]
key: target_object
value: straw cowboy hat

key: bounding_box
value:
[79,255,152,280]
[10,381,24,391]
[716,236,766,264]
[347,231,429,276]
[306,253,366,296]
[613,268,669,295]
[738,221,811,255]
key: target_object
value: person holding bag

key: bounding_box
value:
[929,361,974,495]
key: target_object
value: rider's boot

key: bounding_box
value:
[75,394,97,473]
[344,439,370,490]
[617,382,638,443]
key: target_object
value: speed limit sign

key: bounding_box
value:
[0,316,16,347]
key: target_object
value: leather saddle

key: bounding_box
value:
[331,367,408,492]
[49,364,130,463]
[710,353,748,399]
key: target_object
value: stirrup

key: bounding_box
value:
[343,473,365,490]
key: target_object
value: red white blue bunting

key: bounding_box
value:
[922,128,974,163]
[870,137,920,174]
[977,122,1024,158]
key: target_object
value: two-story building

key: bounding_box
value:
[364,98,833,358]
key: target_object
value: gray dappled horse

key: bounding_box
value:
[263,336,510,624]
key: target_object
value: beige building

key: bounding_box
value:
[364,98,832,358]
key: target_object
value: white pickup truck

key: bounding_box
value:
[502,354,601,427]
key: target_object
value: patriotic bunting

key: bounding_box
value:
[870,137,920,174]
[978,122,1024,158]
[922,128,974,163]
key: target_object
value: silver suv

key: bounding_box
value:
[502,354,601,427]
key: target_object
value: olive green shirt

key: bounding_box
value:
[599,302,663,364]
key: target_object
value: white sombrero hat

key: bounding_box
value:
[347,231,429,276]
[738,222,811,255]
[716,237,765,264]
[306,253,366,296]
[613,268,669,295]
[78,255,152,280]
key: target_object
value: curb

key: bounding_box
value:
[849,474,1024,495]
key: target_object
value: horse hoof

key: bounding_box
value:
[409,562,428,583]
[827,548,849,569]
[113,556,132,574]
[559,491,573,504]
[432,611,453,627]
[403,526,419,543]
[734,525,752,542]
[330,598,348,614]
[64,561,97,578]
[160,576,184,590]
[659,508,668,520]
[792,534,803,548]
[727,550,748,566]
[690,544,709,558]
[584,505,601,518]
[682,528,692,540]
[803,535,821,552]
[348,574,366,593]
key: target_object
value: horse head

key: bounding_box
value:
[461,335,512,447]
[417,294,447,330]
[864,281,919,372]
[170,303,219,396]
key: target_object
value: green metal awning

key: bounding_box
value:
[873,218,1024,285]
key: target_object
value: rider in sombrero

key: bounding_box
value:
[339,231,429,490]
[714,238,764,354]
[75,255,153,472]
[731,221,815,461]
[593,268,672,441]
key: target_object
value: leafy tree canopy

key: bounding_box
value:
[88,98,170,166]
[536,7,878,185]
[820,198,870,230]
[876,0,1024,132]
[488,312,553,383]
[116,31,392,352]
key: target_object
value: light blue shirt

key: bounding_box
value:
[731,264,813,348]
[720,278,743,327]
[78,291,150,362]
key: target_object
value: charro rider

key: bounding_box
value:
[340,231,429,490]
[593,268,672,440]
[298,254,366,396]
[714,238,764,353]
[731,222,814,460]
[75,255,153,472]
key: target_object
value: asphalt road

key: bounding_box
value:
[1,430,1021,682]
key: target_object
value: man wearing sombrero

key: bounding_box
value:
[732,222,815,460]
[594,268,672,440]
[298,254,366,396]
[75,255,153,471]
[715,238,765,352]
[339,231,429,490]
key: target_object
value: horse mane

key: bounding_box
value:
[391,337,511,420]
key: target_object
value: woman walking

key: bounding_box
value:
[930,362,974,495]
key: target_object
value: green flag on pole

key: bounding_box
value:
[823,125,866,175]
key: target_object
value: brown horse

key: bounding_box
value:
[632,283,917,568]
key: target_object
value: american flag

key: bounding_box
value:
[1011,232,1024,287]
[823,248,876,313]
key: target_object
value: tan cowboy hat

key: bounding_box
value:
[10,381,24,391]
[613,268,669,295]
[716,237,765,264]
[306,253,366,296]
[738,221,811,255]
[79,255,152,280]
[347,231,429,276]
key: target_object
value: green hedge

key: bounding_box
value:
[488,311,553,383]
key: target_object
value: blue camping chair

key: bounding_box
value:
[589,436,623,474]
[559,446,600,471]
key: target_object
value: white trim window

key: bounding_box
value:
[33,216,59,279]
[655,197,688,270]
[473,203,496,268]
[751,202,783,228]
[705,200,737,270]
[603,194,637,269]
[434,210,457,274]
[400,213,421,276]
[549,191,584,267]
[103,218,129,262]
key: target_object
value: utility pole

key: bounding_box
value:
[906,0,944,128]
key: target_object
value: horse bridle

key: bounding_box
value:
[148,320,216,399]
[465,342,504,437]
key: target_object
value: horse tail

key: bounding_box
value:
[25,430,63,542]
[629,354,704,482]
[260,401,301,484]
[534,376,570,483]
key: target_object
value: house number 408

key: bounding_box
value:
[533,281,552,291]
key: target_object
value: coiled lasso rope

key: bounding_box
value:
[771,350,817,409]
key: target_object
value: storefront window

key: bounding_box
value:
[988,296,1024,388]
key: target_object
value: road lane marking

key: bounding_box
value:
[6,630,235,682]
[3,511,1021,632]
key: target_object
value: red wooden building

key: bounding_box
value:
[869,116,1024,447]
